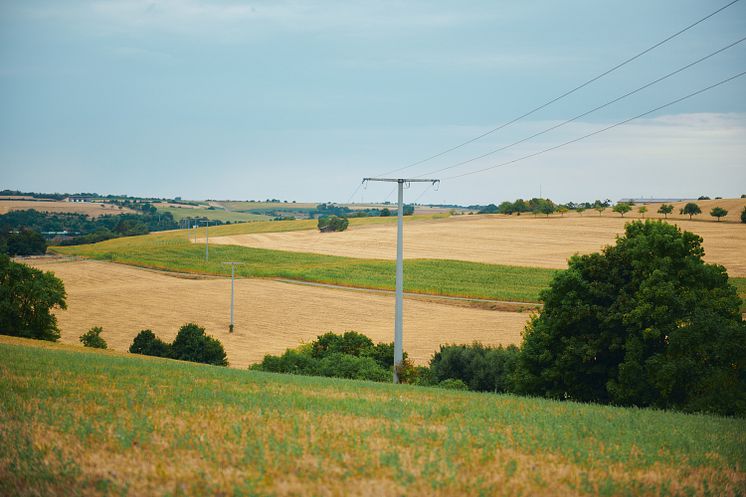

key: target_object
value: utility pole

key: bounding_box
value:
[203,220,210,262]
[362,177,439,383]
[222,262,243,333]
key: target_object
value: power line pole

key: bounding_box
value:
[222,262,243,333]
[203,220,210,262]
[362,177,439,383]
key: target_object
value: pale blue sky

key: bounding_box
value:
[1,0,745,204]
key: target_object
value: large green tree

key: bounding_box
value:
[0,255,67,341]
[680,202,701,220]
[514,221,745,416]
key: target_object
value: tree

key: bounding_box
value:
[0,228,46,256]
[556,206,568,217]
[380,208,391,217]
[318,216,349,232]
[429,343,519,393]
[594,206,605,216]
[129,329,170,357]
[576,207,586,216]
[680,202,701,220]
[710,206,728,222]
[170,323,228,366]
[80,326,107,349]
[0,255,66,341]
[539,203,555,217]
[638,206,647,219]
[741,206,746,224]
[657,204,673,219]
[514,221,745,416]
[612,203,632,217]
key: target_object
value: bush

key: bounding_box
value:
[741,206,746,224]
[79,326,107,349]
[318,216,349,232]
[317,353,390,381]
[514,220,745,416]
[0,255,66,341]
[254,349,318,375]
[129,329,170,357]
[171,323,228,366]
[312,331,374,358]
[429,343,519,393]
[437,379,469,390]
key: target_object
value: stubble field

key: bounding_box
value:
[207,214,746,276]
[30,258,528,368]
[0,200,131,217]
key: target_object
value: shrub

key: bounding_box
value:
[0,255,66,341]
[317,216,349,232]
[79,326,107,349]
[514,220,745,416]
[740,206,746,224]
[129,329,170,357]
[317,353,390,381]
[254,349,318,375]
[429,343,519,393]
[312,331,374,358]
[171,323,228,366]
[437,379,469,390]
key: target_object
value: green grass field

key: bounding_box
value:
[155,205,272,223]
[51,216,746,305]
[52,234,556,302]
[1,336,743,497]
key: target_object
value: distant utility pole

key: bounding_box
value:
[203,220,210,262]
[362,177,440,383]
[222,262,243,333]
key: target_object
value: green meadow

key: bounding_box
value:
[50,217,746,305]
[1,336,744,497]
[154,205,272,223]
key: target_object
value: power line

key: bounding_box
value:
[415,36,746,179]
[374,0,741,178]
[443,70,746,180]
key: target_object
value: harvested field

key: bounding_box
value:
[29,258,528,368]
[0,200,130,217]
[207,214,746,276]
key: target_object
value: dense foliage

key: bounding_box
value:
[429,343,519,393]
[128,324,228,366]
[79,326,107,349]
[0,227,46,256]
[0,255,66,341]
[253,331,395,381]
[317,215,349,232]
[0,209,177,246]
[129,329,171,357]
[514,221,745,416]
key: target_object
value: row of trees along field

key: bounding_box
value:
[0,206,179,256]
[255,221,746,417]
[477,197,746,222]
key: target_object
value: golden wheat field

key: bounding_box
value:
[206,213,746,277]
[29,258,528,368]
[0,200,131,217]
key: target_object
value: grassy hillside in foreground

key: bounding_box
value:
[1,337,744,497]
[51,236,556,302]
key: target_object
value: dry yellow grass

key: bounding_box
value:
[29,258,528,368]
[0,200,131,217]
[207,214,746,276]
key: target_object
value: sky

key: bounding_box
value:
[1,0,745,205]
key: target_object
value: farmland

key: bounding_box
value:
[153,204,271,223]
[206,214,746,276]
[2,336,745,497]
[25,258,529,367]
[0,200,132,217]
